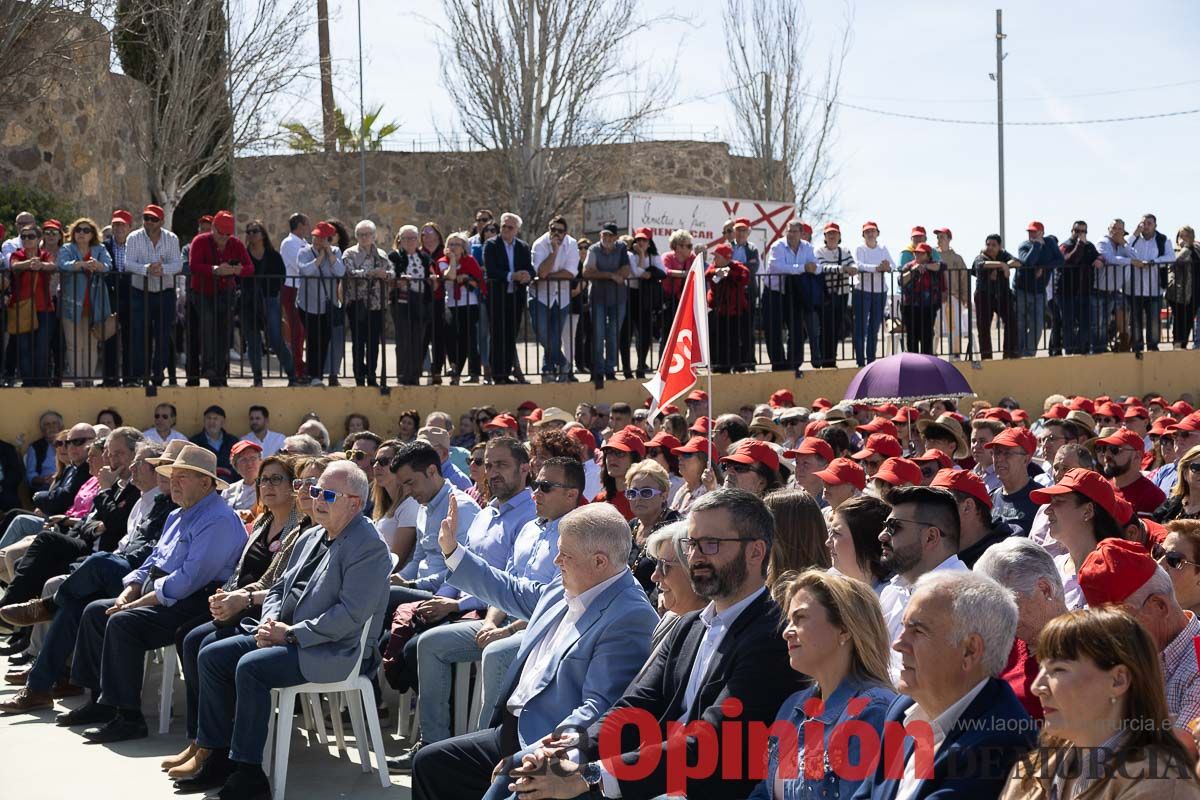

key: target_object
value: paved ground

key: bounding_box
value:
[0,653,415,799]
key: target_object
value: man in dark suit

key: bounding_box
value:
[189,404,240,482]
[483,212,532,384]
[852,570,1036,800]
[508,488,803,800]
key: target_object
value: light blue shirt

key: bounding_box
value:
[400,480,481,591]
[24,440,56,485]
[442,459,472,491]
[509,516,562,584]
[437,489,538,610]
[122,491,247,606]
[765,238,816,291]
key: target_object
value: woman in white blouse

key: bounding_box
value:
[371,439,418,567]
[853,222,894,366]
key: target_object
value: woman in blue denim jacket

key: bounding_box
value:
[750,569,896,800]
[56,218,112,386]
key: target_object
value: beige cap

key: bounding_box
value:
[418,426,451,452]
[533,407,574,428]
[147,439,188,465]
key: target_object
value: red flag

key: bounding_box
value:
[645,256,709,421]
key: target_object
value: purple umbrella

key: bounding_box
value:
[843,353,974,404]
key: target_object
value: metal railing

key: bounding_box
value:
[0,261,1184,389]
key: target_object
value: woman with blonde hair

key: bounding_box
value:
[999,606,1200,800]
[749,569,896,800]
[625,460,682,593]
[56,218,112,385]
[1170,224,1200,349]
[1154,444,1200,523]
[764,488,831,590]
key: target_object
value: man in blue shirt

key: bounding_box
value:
[56,445,246,743]
[764,221,817,375]
[419,426,472,490]
[1014,221,1064,358]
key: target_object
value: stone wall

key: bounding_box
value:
[233,140,787,240]
[0,15,151,219]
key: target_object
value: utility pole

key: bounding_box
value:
[762,72,773,197]
[994,9,1007,246]
[317,0,336,153]
[356,0,367,220]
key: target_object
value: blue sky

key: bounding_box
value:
[292,0,1200,253]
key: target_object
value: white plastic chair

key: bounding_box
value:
[452,662,485,736]
[262,617,390,800]
[141,645,179,735]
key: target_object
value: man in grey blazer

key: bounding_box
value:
[178,461,391,800]
[410,502,659,800]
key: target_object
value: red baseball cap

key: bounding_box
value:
[212,210,236,236]
[1011,409,1030,425]
[858,417,899,438]
[734,217,751,228]
[41,219,62,232]
[110,209,133,226]
[814,458,866,491]
[671,436,718,461]
[910,226,927,237]
[1025,220,1044,233]
[518,400,539,412]
[230,440,263,459]
[862,221,879,232]
[984,427,1037,454]
[633,227,653,241]
[804,420,828,437]
[1150,417,1179,437]
[872,403,899,416]
[1041,404,1069,420]
[1169,412,1200,434]
[799,222,813,235]
[913,242,934,255]
[689,416,711,435]
[711,242,733,260]
[1171,400,1195,417]
[933,227,952,237]
[1123,405,1149,421]
[1147,396,1168,408]
[931,468,992,508]
[811,397,833,411]
[621,424,650,442]
[662,404,680,416]
[1095,428,1144,451]
[686,390,708,403]
[1068,396,1095,415]
[979,407,1013,424]
[769,389,794,408]
[852,433,902,460]
[722,440,779,472]
[1030,467,1120,522]
[892,407,921,424]
[1094,401,1124,419]
[1078,539,1158,608]
[874,457,922,487]
[142,204,165,221]
[784,437,834,463]
[527,408,544,423]
[311,221,337,240]
[483,413,519,432]
[602,431,647,459]
[199,214,214,225]
[912,449,953,469]
[567,426,596,453]
[823,222,841,234]
[646,432,681,451]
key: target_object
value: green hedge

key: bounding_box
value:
[0,183,77,236]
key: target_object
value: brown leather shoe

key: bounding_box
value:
[0,687,52,714]
[4,668,29,686]
[167,746,211,780]
[161,740,199,772]
[0,598,53,628]
[51,679,83,698]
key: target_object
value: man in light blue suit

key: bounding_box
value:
[409,502,659,800]
[182,461,392,800]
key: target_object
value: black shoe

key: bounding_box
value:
[252,377,264,388]
[0,632,31,656]
[185,379,200,387]
[592,375,604,389]
[209,379,228,388]
[286,377,302,387]
[387,741,424,774]
[8,651,32,666]
[83,712,147,742]
[605,371,616,381]
[174,749,233,793]
[56,701,114,727]
[217,763,271,800]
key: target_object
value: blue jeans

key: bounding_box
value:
[182,620,240,739]
[1014,289,1046,357]
[591,302,625,376]
[15,311,54,386]
[1091,292,1124,353]
[247,294,295,379]
[129,289,176,381]
[852,290,886,366]
[196,634,307,764]
[1130,296,1162,352]
[477,632,522,730]
[1057,294,1091,354]
[528,299,568,376]
[27,551,130,693]
[0,513,44,549]
[805,309,823,367]
[415,619,486,743]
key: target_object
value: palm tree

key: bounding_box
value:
[281,105,401,153]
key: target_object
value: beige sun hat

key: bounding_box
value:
[146,439,188,465]
[533,407,574,428]
[155,443,228,489]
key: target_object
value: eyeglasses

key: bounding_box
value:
[1152,543,1200,571]
[370,456,391,467]
[652,557,680,575]
[477,416,493,425]
[726,463,754,474]
[75,227,94,234]
[144,215,162,223]
[681,536,759,555]
[53,440,67,448]
[469,457,485,466]
[65,437,94,447]
[256,474,290,487]
[1096,445,1133,457]
[308,485,358,503]
[532,479,570,493]
[292,477,317,491]
[624,487,664,500]
[19,233,38,240]
[245,227,263,234]
[346,449,369,461]
[549,226,567,234]
[881,517,938,536]
[154,413,172,420]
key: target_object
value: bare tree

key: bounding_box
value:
[437,0,673,233]
[116,0,310,226]
[0,1,114,104]
[724,0,850,215]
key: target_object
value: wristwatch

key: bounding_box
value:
[285,630,298,645]
[580,762,603,797]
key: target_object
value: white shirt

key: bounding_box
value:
[241,430,286,458]
[880,554,969,682]
[530,232,579,307]
[582,459,602,501]
[118,486,162,549]
[375,496,419,549]
[679,586,767,722]
[279,232,306,289]
[1,236,20,268]
[222,479,257,512]
[625,250,660,290]
[1128,232,1173,297]
[142,428,188,445]
[124,227,183,292]
[894,679,989,800]
[1027,505,1067,559]
[1055,552,1088,611]
[854,244,894,294]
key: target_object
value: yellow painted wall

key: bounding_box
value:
[6,350,1200,447]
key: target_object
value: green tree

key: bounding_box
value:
[281,105,401,154]
[0,183,76,237]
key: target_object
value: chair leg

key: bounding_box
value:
[358,680,392,789]
[467,662,482,734]
[307,694,328,745]
[345,690,370,773]
[263,690,277,774]
[396,689,413,739]
[272,689,296,800]
[329,693,347,752]
[158,645,177,735]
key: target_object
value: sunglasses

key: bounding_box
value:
[1187,462,1200,475]
[882,517,937,536]
[624,487,664,500]
[1152,542,1200,571]
[308,485,357,503]
[154,413,172,420]
[469,457,485,466]
[550,226,567,234]
[1096,445,1133,457]
[346,449,369,461]
[53,440,67,448]
[144,216,162,223]
[726,463,754,474]
[65,437,94,447]
[19,233,38,240]
[75,227,95,234]
[256,474,290,487]
[292,477,317,491]
[370,456,391,467]
[245,227,263,234]
[531,479,570,493]
[681,536,758,555]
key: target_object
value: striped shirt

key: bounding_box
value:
[1161,611,1200,732]
[124,228,183,292]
